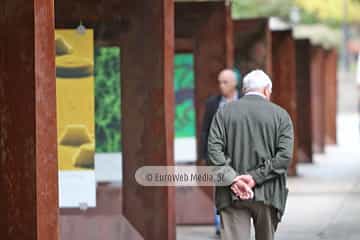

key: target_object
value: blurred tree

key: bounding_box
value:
[232,0,360,25]
[232,0,294,20]
[295,0,360,23]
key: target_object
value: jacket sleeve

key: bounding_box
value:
[247,111,294,185]
[207,107,239,186]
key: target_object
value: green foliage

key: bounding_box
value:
[94,47,121,153]
[232,0,294,20]
[232,0,360,25]
[296,0,360,23]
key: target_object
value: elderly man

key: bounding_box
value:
[200,69,240,236]
[207,69,294,240]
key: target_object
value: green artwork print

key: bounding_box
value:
[174,54,195,138]
[95,47,121,153]
[95,49,195,153]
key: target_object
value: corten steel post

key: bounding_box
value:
[175,1,233,163]
[233,18,272,83]
[194,0,233,222]
[324,49,338,145]
[0,0,59,240]
[194,2,234,163]
[121,1,176,240]
[310,45,326,153]
[175,1,233,224]
[271,30,298,176]
[295,39,313,163]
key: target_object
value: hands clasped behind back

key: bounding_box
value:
[230,175,256,200]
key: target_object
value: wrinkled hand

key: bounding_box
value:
[231,176,254,200]
[237,174,256,188]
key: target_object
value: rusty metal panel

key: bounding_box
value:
[0,0,58,240]
[175,38,194,52]
[55,0,133,46]
[233,18,272,84]
[174,1,233,224]
[324,49,338,145]
[193,2,234,162]
[310,46,326,153]
[175,186,214,224]
[59,184,214,236]
[295,39,313,163]
[121,1,176,240]
[193,3,234,220]
[271,30,298,176]
[60,185,142,240]
[175,2,219,39]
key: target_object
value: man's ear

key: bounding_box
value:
[262,87,268,96]
[264,87,271,100]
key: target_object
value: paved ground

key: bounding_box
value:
[177,113,360,240]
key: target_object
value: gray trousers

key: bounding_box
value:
[219,200,278,240]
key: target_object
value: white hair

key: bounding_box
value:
[242,69,272,92]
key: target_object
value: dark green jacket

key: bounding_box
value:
[207,94,294,224]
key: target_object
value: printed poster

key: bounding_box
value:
[55,29,96,208]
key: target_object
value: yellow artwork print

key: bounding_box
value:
[56,29,95,171]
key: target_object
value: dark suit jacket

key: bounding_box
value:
[200,91,241,162]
